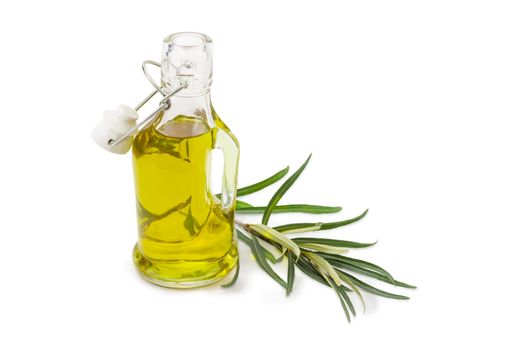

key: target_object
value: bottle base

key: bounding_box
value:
[132,243,238,289]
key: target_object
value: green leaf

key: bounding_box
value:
[325,275,351,323]
[342,271,410,300]
[271,222,319,232]
[286,252,295,296]
[336,269,365,312]
[257,235,287,263]
[237,204,341,215]
[337,285,356,317]
[295,259,353,292]
[328,259,416,289]
[236,229,252,245]
[320,209,368,230]
[273,209,368,233]
[304,252,342,286]
[262,154,312,225]
[236,166,289,196]
[274,223,322,234]
[273,252,286,263]
[295,259,329,287]
[236,229,279,264]
[272,204,340,214]
[394,281,416,289]
[298,243,349,255]
[318,253,396,286]
[250,236,287,289]
[248,224,301,258]
[235,200,253,209]
[302,253,351,321]
[293,237,376,249]
[221,260,240,288]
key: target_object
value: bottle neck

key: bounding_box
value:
[172,90,211,115]
[159,90,215,130]
[159,32,215,130]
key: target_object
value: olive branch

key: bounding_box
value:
[225,154,415,322]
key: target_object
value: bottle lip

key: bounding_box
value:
[163,32,212,48]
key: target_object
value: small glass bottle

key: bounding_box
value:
[131,32,240,288]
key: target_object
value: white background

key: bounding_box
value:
[1,0,509,349]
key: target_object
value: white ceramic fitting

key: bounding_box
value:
[92,104,139,154]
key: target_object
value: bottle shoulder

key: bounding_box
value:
[211,107,239,148]
[132,106,239,155]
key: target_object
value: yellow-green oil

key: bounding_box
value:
[131,115,238,287]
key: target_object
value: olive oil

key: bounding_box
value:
[132,115,238,287]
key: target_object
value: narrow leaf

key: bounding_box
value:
[296,259,352,292]
[235,200,253,209]
[336,269,366,312]
[295,259,329,287]
[262,154,312,225]
[250,236,287,289]
[221,260,240,288]
[328,259,416,289]
[299,243,349,255]
[337,285,356,317]
[237,204,341,215]
[342,271,410,300]
[304,252,342,286]
[236,166,289,196]
[303,257,351,321]
[236,229,279,264]
[318,253,396,286]
[293,237,376,248]
[320,209,369,230]
[274,224,322,234]
[236,229,252,245]
[286,252,295,296]
[271,222,319,233]
[248,224,301,258]
[273,209,368,233]
[324,275,351,322]
[295,260,353,292]
[257,236,287,263]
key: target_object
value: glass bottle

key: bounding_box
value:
[131,32,240,288]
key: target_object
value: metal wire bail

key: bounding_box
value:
[107,61,187,148]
